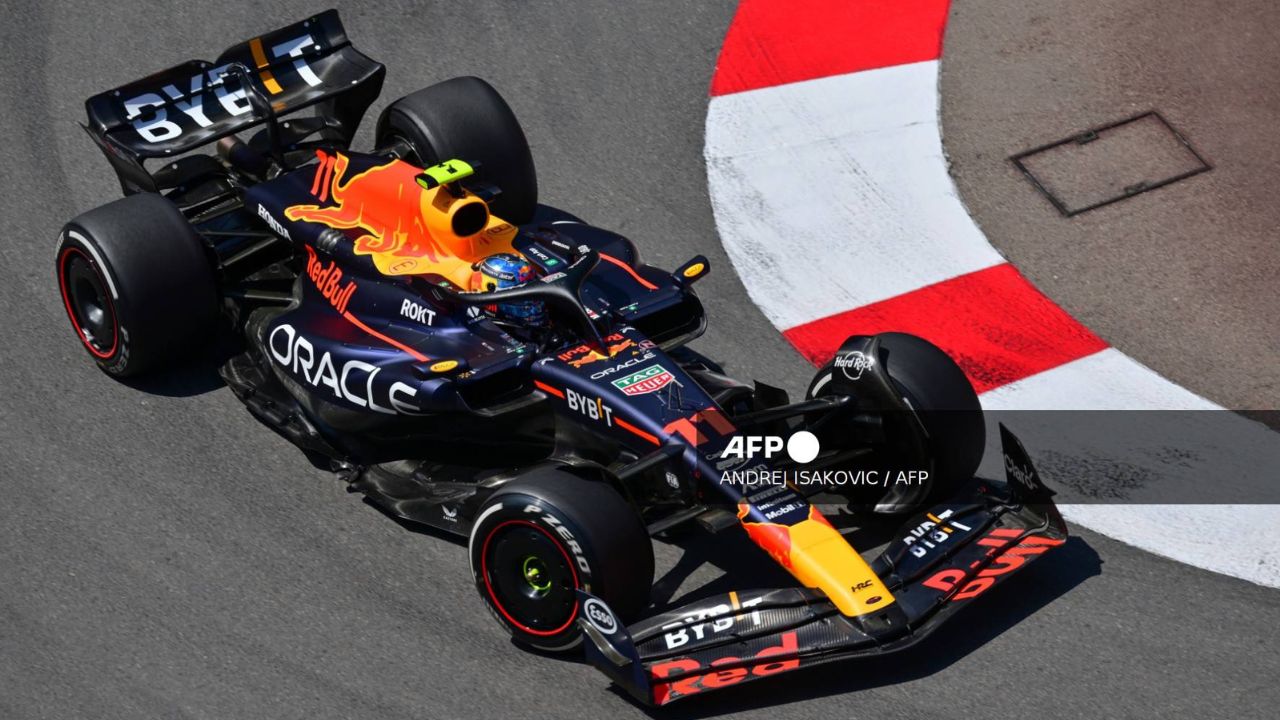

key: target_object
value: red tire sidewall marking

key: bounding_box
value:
[58,244,119,360]
[479,518,581,637]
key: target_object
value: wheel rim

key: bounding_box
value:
[480,520,579,637]
[58,246,118,359]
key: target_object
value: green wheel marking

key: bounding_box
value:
[521,555,551,592]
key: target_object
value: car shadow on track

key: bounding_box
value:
[625,534,1102,718]
[119,342,235,397]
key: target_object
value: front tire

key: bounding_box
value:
[468,468,652,652]
[377,76,538,223]
[56,193,218,377]
[808,332,985,510]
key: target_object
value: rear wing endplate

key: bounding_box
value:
[83,9,384,193]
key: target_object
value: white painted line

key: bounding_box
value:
[706,62,937,158]
[976,349,1280,588]
[706,63,1003,329]
[1053,504,1280,589]
[979,348,1218,411]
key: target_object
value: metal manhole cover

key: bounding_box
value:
[1011,111,1211,217]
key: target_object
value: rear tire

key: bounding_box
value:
[377,76,538,223]
[468,468,652,652]
[56,193,218,377]
[807,332,984,509]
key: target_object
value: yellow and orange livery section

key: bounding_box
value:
[659,404,895,618]
[285,152,519,287]
[247,37,284,95]
[738,504,894,617]
[558,333,639,369]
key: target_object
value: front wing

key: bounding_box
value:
[578,427,1069,706]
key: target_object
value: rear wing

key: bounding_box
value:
[83,9,384,194]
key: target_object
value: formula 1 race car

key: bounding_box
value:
[55,11,1068,706]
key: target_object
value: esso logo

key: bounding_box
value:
[584,598,617,635]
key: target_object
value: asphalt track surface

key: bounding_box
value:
[941,0,1280,412]
[1,2,1277,719]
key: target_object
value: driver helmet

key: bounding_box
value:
[473,253,546,326]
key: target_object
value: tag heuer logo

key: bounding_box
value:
[611,365,675,396]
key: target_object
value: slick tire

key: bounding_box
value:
[807,332,985,509]
[468,468,653,653]
[377,76,538,224]
[56,193,218,377]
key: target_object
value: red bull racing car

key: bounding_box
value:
[55,11,1068,706]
